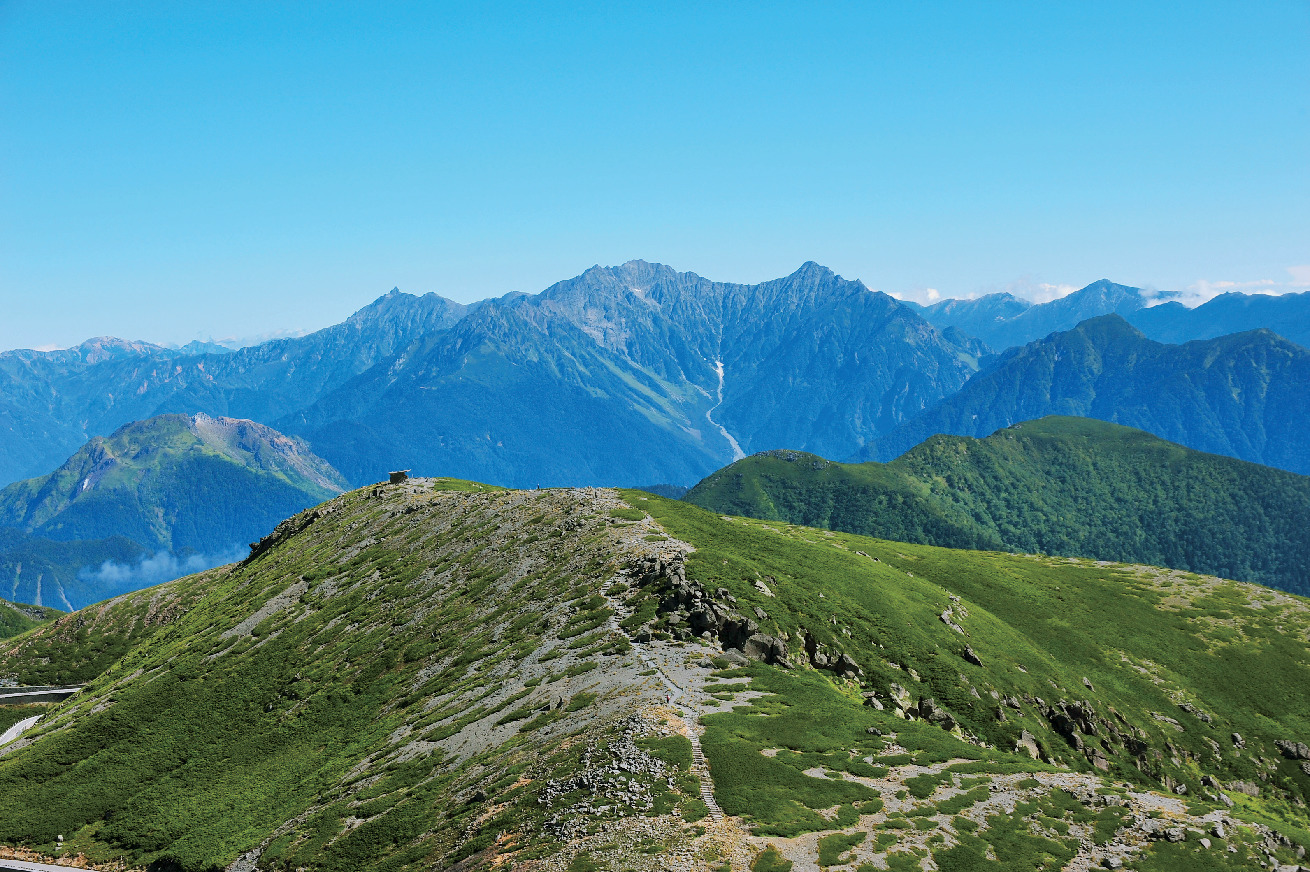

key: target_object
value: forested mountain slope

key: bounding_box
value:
[865,316,1310,476]
[0,414,346,608]
[689,417,1310,596]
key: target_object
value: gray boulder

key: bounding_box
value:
[742,633,788,666]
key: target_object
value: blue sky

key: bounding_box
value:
[1,1,1307,350]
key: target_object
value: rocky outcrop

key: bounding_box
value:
[1276,739,1310,760]
[629,555,788,666]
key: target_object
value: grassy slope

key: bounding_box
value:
[0,414,344,551]
[628,491,1310,854]
[684,416,1310,596]
[0,414,352,609]
[0,481,1304,871]
[0,479,703,872]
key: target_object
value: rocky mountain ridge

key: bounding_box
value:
[0,261,981,489]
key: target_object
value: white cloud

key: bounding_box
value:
[78,545,246,590]
[32,343,64,352]
[1027,282,1079,304]
[1145,268,1310,308]
[925,288,940,302]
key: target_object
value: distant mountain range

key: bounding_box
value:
[688,416,1310,595]
[909,281,1310,351]
[906,279,1152,350]
[1130,290,1310,348]
[0,292,468,487]
[0,262,981,489]
[0,414,344,608]
[864,315,1310,475]
[2,263,1307,495]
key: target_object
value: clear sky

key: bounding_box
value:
[1,1,1307,351]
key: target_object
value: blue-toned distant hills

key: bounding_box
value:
[0,262,982,490]
[0,413,345,608]
[2,263,1309,495]
[862,315,1310,476]
[908,280,1310,351]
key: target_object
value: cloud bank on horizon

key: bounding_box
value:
[890,264,1310,307]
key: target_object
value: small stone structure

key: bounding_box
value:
[389,470,410,484]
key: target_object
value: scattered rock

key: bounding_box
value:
[961,645,983,666]
[939,609,965,634]
[1231,732,1245,748]
[753,579,774,597]
[752,606,768,621]
[833,653,862,678]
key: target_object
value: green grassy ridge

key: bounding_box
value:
[0,482,696,872]
[684,416,1310,596]
[0,414,345,545]
[0,480,1305,870]
[625,490,1310,817]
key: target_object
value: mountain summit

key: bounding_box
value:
[0,414,346,607]
[0,262,981,489]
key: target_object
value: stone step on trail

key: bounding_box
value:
[684,717,724,823]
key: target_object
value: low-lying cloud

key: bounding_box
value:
[78,545,247,590]
[1145,267,1310,308]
